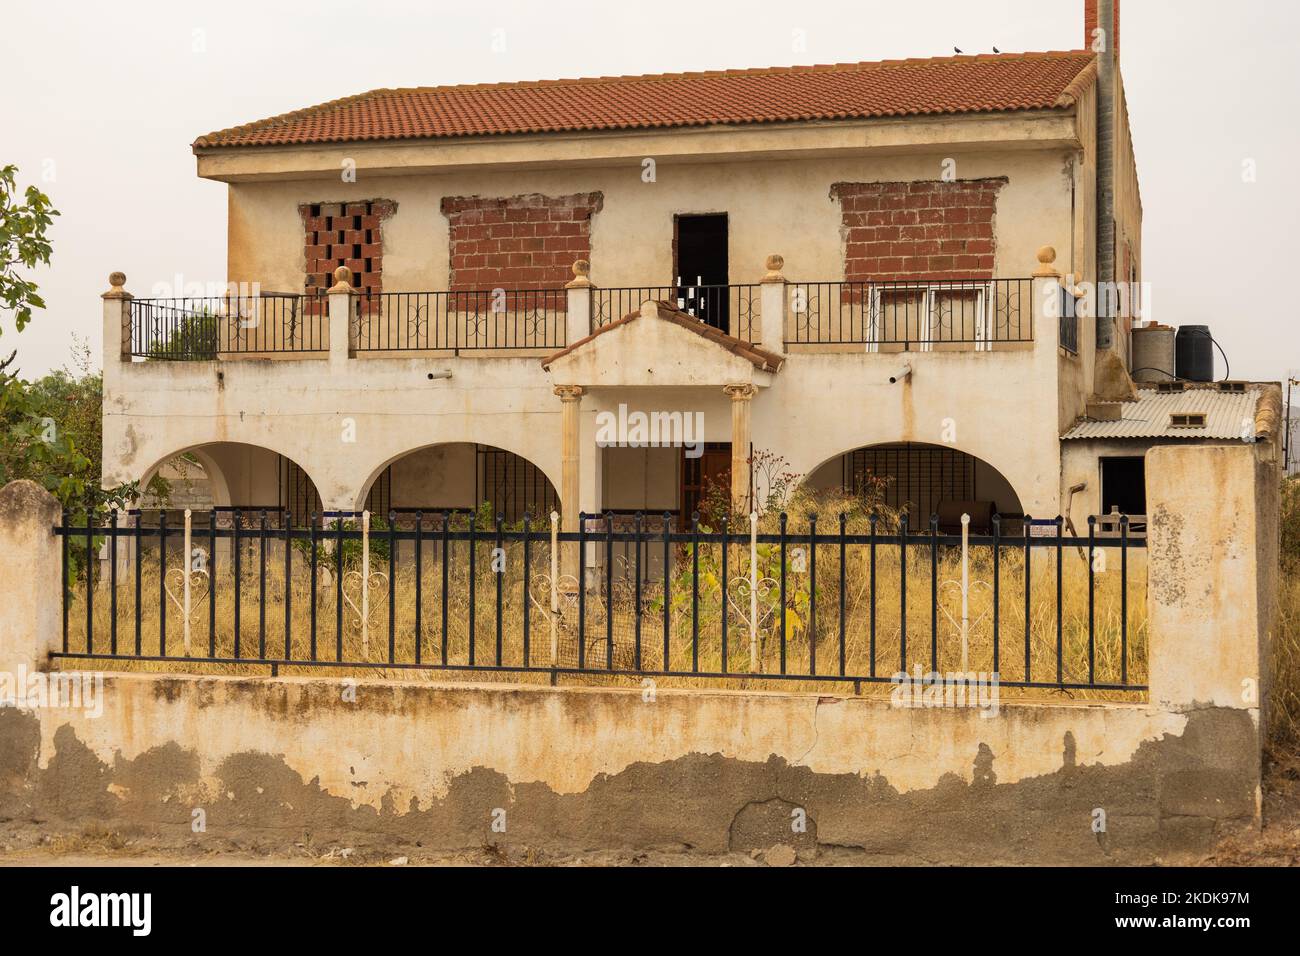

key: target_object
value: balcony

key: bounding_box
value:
[119,259,1061,362]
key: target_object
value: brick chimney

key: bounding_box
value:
[1084,0,1120,54]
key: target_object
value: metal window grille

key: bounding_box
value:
[476,446,559,522]
[843,444,975,521]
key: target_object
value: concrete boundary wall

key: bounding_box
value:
[0,440,1278,862]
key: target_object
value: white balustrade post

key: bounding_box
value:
[565,259,593,346]
[758,254,786,351]
[328,266,356,368]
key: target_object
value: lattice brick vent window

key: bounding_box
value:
[300,200,396,306]
[1170,412,1207,428]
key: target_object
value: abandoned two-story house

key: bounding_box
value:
[101,0,1282,544]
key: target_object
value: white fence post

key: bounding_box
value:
[749,510,759,672]
[550,509,560,666]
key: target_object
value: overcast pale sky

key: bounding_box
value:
[3,0,1298,386]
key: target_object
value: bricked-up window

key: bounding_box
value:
[440,192,603,299]
[300,200,396,300]
[830,179,1007,282]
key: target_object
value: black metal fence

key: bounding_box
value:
[786,278,1032,348]
[352,289,566,352]
[53,509,1146,693]
[129,295,325,358]
[592,285,759,341]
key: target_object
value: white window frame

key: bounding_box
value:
[866,281,992,352]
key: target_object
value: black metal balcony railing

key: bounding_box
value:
[592,284,759,341]
[130,278,1037,359]
[352,289,566,352]
[786,278,1033,348]
[129,295,324,359]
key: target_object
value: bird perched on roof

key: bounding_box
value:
[993,46,1001,53]
[953,46,963,53]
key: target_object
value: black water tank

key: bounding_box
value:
[1175,325,1214,382]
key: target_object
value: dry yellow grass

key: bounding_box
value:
[1271,562,1300,745]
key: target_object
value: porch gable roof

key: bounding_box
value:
[541,300,783,387]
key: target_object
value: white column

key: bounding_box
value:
[555,385,584,578]
[723,384,756,513]
[328,266,356,368]
[759,254,787,351]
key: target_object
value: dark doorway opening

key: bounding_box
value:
[674,213,729,331]
[1100,456,1146,517]
[681,442,731,525]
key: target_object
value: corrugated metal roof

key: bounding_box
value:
[1061,384,1261,440]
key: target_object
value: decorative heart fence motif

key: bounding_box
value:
[936,513,991,672]
[340,511,389,656]
[730,513,778,671]
[723,513,781,672]
[524,512,779,674]
[162,509,210,656]
[526,512,606,667]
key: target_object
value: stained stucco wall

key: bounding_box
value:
[103,329,1068,518]
[225,149,1071,300]
[0,674,1254,863]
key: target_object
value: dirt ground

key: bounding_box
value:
[1197,744,1300,866]
[4,746,1298,868]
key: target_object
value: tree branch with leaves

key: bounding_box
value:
[0,163,142,515]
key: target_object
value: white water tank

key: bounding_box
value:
[1131,324,1176,383]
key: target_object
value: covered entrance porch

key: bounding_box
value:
[543,299,784,576]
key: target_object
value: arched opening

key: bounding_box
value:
[804,441,1024,533]
[357,443,559,524]
[139,442,324,528]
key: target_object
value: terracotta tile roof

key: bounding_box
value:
[542,302,784,373]
[194,51,1096,150]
